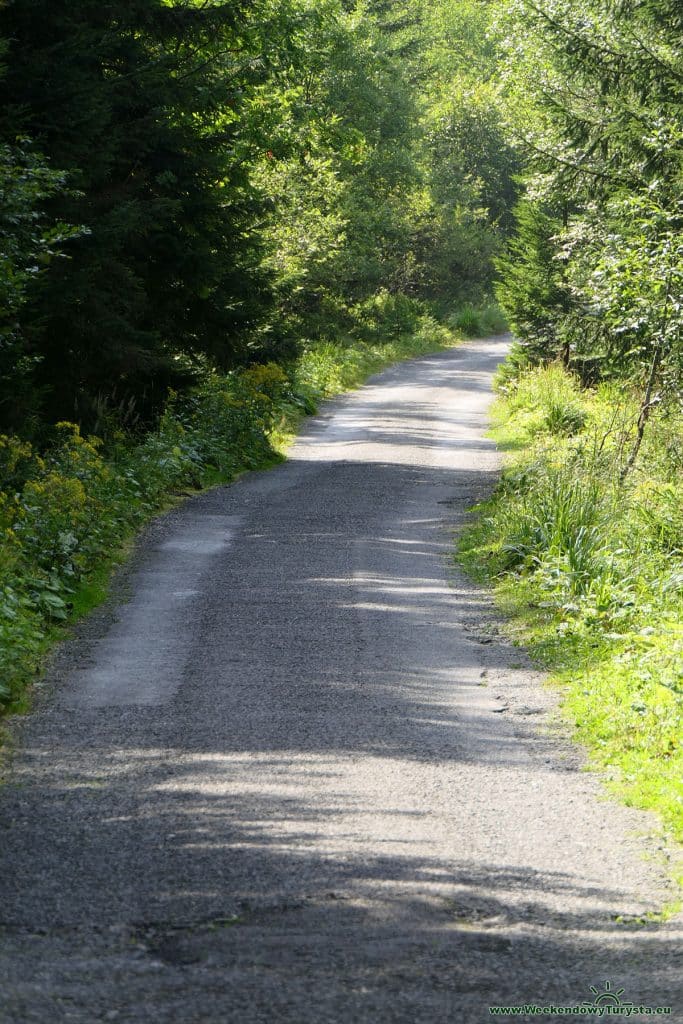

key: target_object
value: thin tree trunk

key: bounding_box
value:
[620,267,673,483]
[619,343,663,483]
[561,200,571,368]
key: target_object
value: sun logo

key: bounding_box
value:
[584,981,630,1007]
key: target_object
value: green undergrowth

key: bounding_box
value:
[459,357,683,849]
[0,302,504,713]
[448,301,509,339]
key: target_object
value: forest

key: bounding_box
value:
[0,0,516,433]
[0,2,681,834]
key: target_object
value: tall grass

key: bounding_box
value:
[460,362,683,845]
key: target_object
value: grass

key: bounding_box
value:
[448,301,509,338]
[458,358,683,852]
[67,535,141,621]
[0,300,506,717]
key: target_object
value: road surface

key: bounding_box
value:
[0,336,681,1023]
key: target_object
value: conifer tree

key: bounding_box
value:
[0,0,274,425]
[498,0,682,381]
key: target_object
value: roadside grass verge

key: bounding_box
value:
[0,302,505,714]
[458,358,683,850]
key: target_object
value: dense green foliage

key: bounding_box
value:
[0,136,78,428]
[0,0,515,433]
[495,0,683,391]
[460,363,683,842]
[0,1,284,426]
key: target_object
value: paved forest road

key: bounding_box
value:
[1,337,681,1023]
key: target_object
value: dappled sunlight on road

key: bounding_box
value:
[1,338,680,1023]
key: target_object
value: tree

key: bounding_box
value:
[0,0,521,434]
[0,0,276,427]
[495,200,572,362]
[496,0,683,384]
[0,135,76,430]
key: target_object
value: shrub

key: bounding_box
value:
[503,363,587,436]
[448,301,508,338]
[352,290,423,340]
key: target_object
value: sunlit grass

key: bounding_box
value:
[458,361,683,846]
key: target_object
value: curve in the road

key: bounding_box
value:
[0,336,680,1024]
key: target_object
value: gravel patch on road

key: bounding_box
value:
[0,336,681,1023]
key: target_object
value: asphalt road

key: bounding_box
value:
[1,337,681,1023]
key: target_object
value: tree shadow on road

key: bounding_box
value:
[0,449,679,1022]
